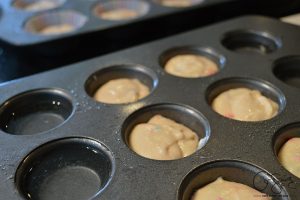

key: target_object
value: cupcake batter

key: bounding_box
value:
[99,8,139,20]
[165,54,219,78]
[129,115,199,160]
[39,24,75,35]
[192,177,271,200]
[278,137,300,178]
[93,78,150,104]
[23,1,57,11]
[158,0,194,7]
[212,88,278,121]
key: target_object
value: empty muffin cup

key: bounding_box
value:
[273,123,300,179]
[93,0,150,21]
[15,137,115,200]
[85,64,158,104]
[178,160,289,200]
[207,78,286,122]
[24,10,87,35]
[154,0,205,8]
[221,30,281,54]
[273,56,300,89]
[0,88,74,135]
[122,103,211,160]
[160,47,225,78]
[12,0,65,12]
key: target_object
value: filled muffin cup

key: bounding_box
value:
[178,160,289,200]
[160,46,225,78]
[122,103,211,160]
[12,0,66,12]
[206,78,286,122]
[273,123,300,179]
[85,64,158,105]
[93,0,150,21]
[24,10,87,35]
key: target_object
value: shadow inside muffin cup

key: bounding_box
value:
[273,55,300,89]
[160,46,226,78]
[221,30,281,54]
[206,77,286,121]
[122,103,211,160]
[12,0,66,12]
[24,10,87,35]
[93,0,150,21]
[178,160,289,200]
[0,88,74,135]
[154,0,205,8]
[85,64,158,104]
[15,137,115,200]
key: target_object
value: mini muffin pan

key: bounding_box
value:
[0,0,241,46]
[1,0,299,85]
[0,15,300,199]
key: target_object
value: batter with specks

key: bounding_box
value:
[129,115,199,160]
[212,88,278,121]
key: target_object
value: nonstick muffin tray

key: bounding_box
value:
[0,0,240,46]
[1,15,300,200]
[1,0,300,84]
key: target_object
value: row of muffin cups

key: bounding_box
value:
[7,97,298,199]
[1,60,299,199]
[12,0,205,13]
[5,0,207,36]
[2,28,300,198]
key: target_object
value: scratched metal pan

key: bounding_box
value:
[0,15,299,200]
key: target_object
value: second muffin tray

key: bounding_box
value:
[0,15,300,200]
[0,0,239,46]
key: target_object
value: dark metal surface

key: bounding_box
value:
[0,0,243,46]
[1,0,300,83]
[0,15,299,200]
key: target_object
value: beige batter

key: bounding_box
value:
[99,8,139,20]
[192,177,271,200]
[24,1,57,11]
[129,115,199,160]
[158,0,194,7]
[165,54,219,78]
[39,24,75,35]
[93,78,150,104]
[278,137,300,178]
[212,88,278,121]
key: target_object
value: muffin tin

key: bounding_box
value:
[0,0,241,46]
[1,0,300,85]
[0,0,262,82]
[0,15,300,199]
